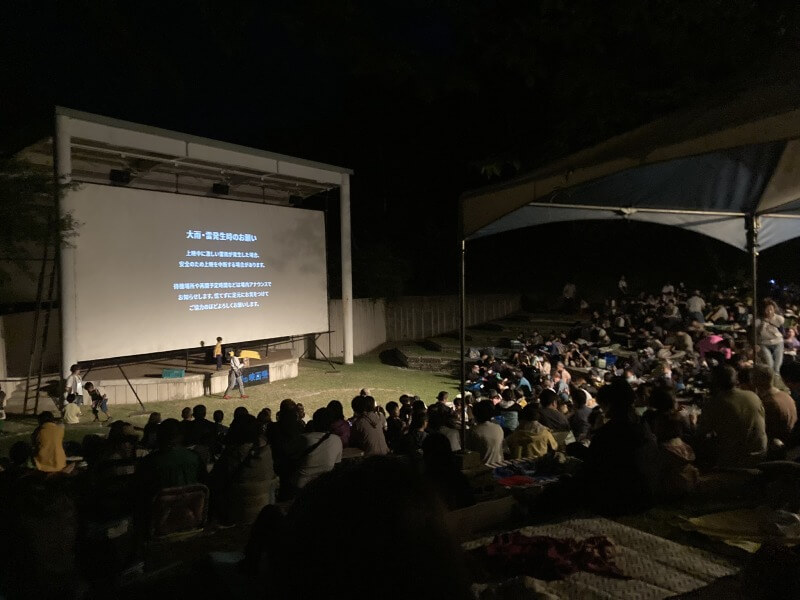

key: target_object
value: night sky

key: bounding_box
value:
[3,1,800,300]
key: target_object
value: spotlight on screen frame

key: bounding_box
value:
[109,169,132,185]
[212,182,230,195]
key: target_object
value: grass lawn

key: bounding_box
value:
[0,353,459,457]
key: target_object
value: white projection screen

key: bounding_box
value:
[62,183,329,361]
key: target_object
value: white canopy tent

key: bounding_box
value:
[456,81,800,408]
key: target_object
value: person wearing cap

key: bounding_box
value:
[223,349,248,399]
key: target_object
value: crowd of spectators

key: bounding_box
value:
[4,282,800,597]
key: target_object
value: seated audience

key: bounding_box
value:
[506,405,558,459]
[584,377,658,515]
[568,385,593,440]
[136,418,206,497]
[749,363,797,444]
[696,365,767,468]
[283,458,473,600]
[256,407,272,437]
[188,404,216,447]
[327,399,350,447]
[210,413,275,525]
[267,400,306,501]
[350,395,389,456]
[781,361,800,413]
[213,409,228,450]
[296,407,343,489]
[537,389,571,432]
[399,410,428,456]
[142,412,162,449]
[427,405,461,452]
[62,395,82,424]
[32,411,68,473]
[654,410,699,497]
[466,400,505,464]
[421,433,474,510]
[384,400,406,450]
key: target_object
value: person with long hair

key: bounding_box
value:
[758,300,786,373]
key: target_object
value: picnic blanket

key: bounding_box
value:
[464,518,737,600]
[469,532,628,582]
[681,507,800,552]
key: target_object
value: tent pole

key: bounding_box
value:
[459,237,466,450]
[746,214,759,363]
[458,193,467,451]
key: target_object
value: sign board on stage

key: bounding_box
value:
[241,364,270,386]
[162,368,186,378]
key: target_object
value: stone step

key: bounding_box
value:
[4,377,61,415]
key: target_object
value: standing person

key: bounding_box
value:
[213,336,224,370]
[618,275,628,297]
[758,300,785,374]
[84,382,111,423]
[223,349,249,399]
[65,363,84,407]
[562,282,577,313]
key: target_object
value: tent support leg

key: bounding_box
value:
[747,215,759,364]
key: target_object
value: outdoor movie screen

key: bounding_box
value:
[62,183,329,362]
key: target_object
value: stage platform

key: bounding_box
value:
[80,349,298,406]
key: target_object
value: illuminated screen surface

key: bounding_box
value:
[63,183,328,360]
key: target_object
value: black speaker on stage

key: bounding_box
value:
[109,169,132,185]
[213,182,229,195]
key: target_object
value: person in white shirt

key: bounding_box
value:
[686,292,706,323]
[296,407,342,489]
[706,304,729,325]
[65,364,84,406]
[223,350,249,399]
[618,275,628,296]
[466,400,505,464]
[758,300,786,373]
[62,395,82,424]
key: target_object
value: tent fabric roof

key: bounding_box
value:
[461,81,800,249]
